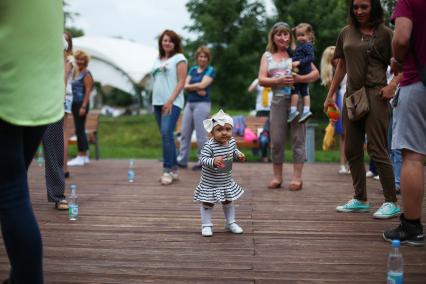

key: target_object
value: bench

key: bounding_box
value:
[175,115,268,149]
[64,111,100,160]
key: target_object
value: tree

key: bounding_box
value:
[185,0,268,109]
[63,1,85,37]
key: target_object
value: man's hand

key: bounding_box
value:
[390,57,403,76]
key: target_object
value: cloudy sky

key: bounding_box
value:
[66,0,276,48]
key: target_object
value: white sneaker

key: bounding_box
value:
[366,171,375,178]
[160,172,173,185]
[84,156,90,164]
[201,226,213,237]
[169,172,179,181]
[225,222,243,234]
[338,165,350,175]
[373,175,380,180]
[67,156,85,167]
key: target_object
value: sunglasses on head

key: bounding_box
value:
[353,4,370,10]
[272,22,290,30]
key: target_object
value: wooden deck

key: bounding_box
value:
[1,160,425,283]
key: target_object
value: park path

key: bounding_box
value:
[0,160,425,283]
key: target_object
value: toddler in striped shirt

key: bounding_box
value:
[193,109,246,237]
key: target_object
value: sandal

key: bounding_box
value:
[267,180,282,189]
[55,199,69,210]
[289,181,303,191]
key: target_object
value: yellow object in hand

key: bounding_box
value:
[322,122,335,151]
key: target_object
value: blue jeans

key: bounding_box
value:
[154,105,181,172]
[387,108,402,188]
[0,119,45,284]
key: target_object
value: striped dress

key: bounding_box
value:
[193,137,244,203]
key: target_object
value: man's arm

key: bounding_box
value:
[391,17,413,75]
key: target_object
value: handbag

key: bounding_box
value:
[345,34,376,121]
[345,86,369,121]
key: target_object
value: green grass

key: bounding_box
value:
[69,113,343,162]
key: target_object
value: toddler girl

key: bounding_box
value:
[289,23,315,123]
[194,109,245,237]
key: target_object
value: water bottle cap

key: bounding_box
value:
[392,239,400,248]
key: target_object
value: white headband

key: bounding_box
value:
[203,109,233,133]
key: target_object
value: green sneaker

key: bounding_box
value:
[336,199,371,212]
[373,202,400,219]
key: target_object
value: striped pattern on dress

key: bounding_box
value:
[193,137,244,203]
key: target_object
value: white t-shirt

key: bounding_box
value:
[152,53,187,109]
[252,79,273,112]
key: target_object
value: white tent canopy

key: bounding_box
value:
[73,36,158,96]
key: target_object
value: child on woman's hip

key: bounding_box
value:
[289,22,315,124]
[194,109,246,237]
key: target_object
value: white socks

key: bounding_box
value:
[222,203,236,224]
[201,203,237,227]
[290,106,297,114]
[303,106,310,113]
[200,205,213,227]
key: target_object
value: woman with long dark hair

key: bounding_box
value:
[323,0,401,218]
[152,30,188,185]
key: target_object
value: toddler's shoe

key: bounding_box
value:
[298,111,312,123]
[225,222,243,234]
[287,110,300,123]
[201,226,213,237]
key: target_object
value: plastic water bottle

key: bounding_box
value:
[387,239,404,284]
[128,159,135,183]
[36,146,44,167]
[68,184,79,221]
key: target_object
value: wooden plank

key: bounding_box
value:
[0,160,424,283]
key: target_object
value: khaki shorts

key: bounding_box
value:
[392,81,426,155]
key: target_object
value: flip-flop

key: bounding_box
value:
[55,199,69,210]
[289,181,303,191]
[267,180,282,189]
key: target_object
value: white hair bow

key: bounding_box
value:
[203,109,233,133]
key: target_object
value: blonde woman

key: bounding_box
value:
[67,50,94,167]
[258,22,319,190]
[320,46,350,175]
